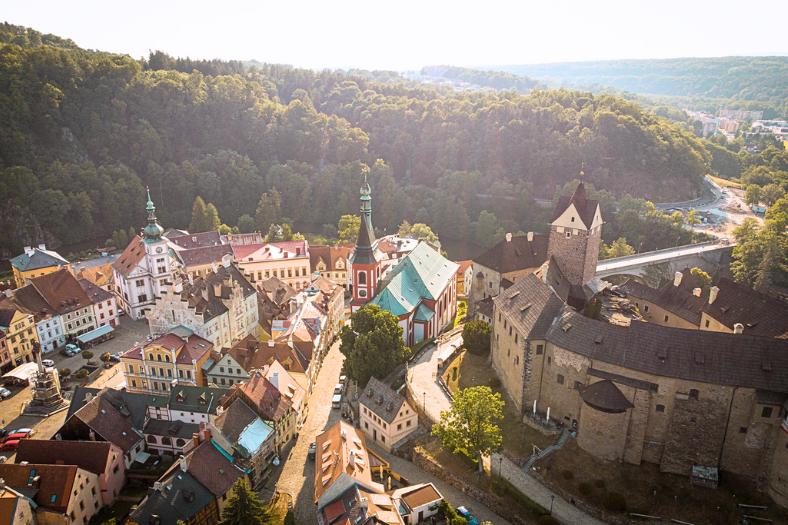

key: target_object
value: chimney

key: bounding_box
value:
[505,232,512,243]
[23,246,33,256]
[673,272,683,287]
[270,371,279,389]
[692,287,702,297]
[211,262,218,273]
[213,281,222,298]
[153,481,163,492]
[267,340,275,347]
[179,455,188,472]
[222,253,232,268]
[37,243,46,250]
[734,323,744,334]
[708,286,719,304]
[527,231,534,242]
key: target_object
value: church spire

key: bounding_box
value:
[359,170,372,227]
[142,186,164,242]
[353,172,376,264]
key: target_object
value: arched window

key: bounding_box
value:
[146,435,157,443]
[156,354,162,362]
[176,438,185,447]
[358,272,367,285]
[165,355,170,363]
[161,437,171,445]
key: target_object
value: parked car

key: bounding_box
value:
[0,429,7,439]
[339,375,347,385]
[0,440,20,452]
[308,442,317,460]
[0,387,11,399]
[11,428,34,437]
[109,353,122,362]
[63,343,81,356]
[42,359,55,367]
[331,394,342,409]
[333,383,344,395]
[456,506,480,525]
[4,433,30,442]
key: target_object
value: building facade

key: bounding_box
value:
[10,244,69,288]
[146,259,258,350]
[112,190,176,320]
[232,240,311,291]
[0,308,38,366]
[122,331,214,395]
[359,377,418,451]
[309,245,352,289]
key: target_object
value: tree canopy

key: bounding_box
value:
[339,304,409,386]
[462,320,491,355]
[731,198,788,291]
[219,478,271,525]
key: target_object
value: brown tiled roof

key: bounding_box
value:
[185,440,243,498]
[76,263,113,288]
[359,377,408,424]
[214,397,258,442]
[473,234,548,274]
[178,264,256,323]
[399,483,442,510]
[177,244,233,268]
[78,278,113,304]
[476,297,494,319]
[228,337,310,375]
[72,393,141,452]
[314,420,375,503]
[29,268,92,315]
[493,273,565,340]
[237,371,292,422]
[15,440,114,475]
[112,235,146,277]
[702,277,788,338]
[0,463,77,511]
[546,308,788,393]
[10,284,52,318]
[581,380,634,413]
[551,182,599,229]
[310,245,352,272]
[0,487,22,525]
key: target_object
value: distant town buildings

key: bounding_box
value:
[232,239,311,291]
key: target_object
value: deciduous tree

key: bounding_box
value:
[337,214,360,244]
[462,320,491,355]
[339,305,409,386]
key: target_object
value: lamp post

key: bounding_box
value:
[550,495,555,515]
[423,391,426,414]
[497,456,503,478]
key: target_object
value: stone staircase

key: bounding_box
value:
[522,427,573,471]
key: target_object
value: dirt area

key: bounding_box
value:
[539,440,788,525]
[442,351,553,462]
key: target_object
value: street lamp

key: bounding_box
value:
[550,495,555,515]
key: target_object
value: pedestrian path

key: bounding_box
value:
[523,427,573,471]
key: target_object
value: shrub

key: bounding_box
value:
[602,492,627,512]
[59,368,71,378]
[284,511,296,525]
[593,478,606,489]
[81,351,94,360]
[537,516,561,525]
[74,369,89,379]
[87,360,98,366]
[578,482,593,496]
[561,469,574,480]
[100,352,111,363]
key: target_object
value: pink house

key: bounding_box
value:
[15,439,127,505]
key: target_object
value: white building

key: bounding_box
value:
[359,376,418,451]
[112,190,177,320]
[392,483,444,524]
[145,258,258,350]
[79,278,119,328]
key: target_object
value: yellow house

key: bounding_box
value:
[121,329,213,395]
[10,244,70,288]
[0,307,38,367]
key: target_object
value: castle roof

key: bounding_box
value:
[580,380,634,413]
[474,234,548,274]
[352,212,377,265]
[551,182,599,229]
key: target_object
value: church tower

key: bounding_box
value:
[350,173,381,311]
[546,180,603,286]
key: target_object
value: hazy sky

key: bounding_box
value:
[3,1,786,70]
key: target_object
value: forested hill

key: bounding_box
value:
[0,22,723,256]
[418,65,545,92]
[494,57,788,114]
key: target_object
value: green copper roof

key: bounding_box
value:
[370,242,459,317]
[142,187,164,243]
[414,303,435,322]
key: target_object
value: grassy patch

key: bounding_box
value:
[454,299,468,327]
[708,174,742,189]
[540,440,788,525]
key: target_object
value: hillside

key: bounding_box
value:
[418,65,545,92]
[0,23,726,255]
[495,57,788,116]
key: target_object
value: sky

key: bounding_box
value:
[3,0,786,70]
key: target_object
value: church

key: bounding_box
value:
[349,176,458,346]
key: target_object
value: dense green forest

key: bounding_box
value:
[493,57,788,117]
[419,65,545,92]
[0,22,779,259]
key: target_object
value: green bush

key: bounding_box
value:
[59,368,71,378]
[537,516,561,525]
[578,482,593,496]
[74,369,89,379]
[81,350,94,360]
[602,492,627,512]
[87,360,98,366]
[561,469,574,480]
[284,511,296,525]
[100,352,111,362]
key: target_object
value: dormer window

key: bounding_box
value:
[570,217,575,222]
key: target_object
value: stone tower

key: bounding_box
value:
[546,182,603,286]
[350,172,381,311]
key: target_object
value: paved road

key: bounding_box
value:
[493,452,606,525]
[272,339,344,523]
[371,444,512,525]
[407,331,461,424]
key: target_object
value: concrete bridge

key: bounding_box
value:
[595,241,734,279]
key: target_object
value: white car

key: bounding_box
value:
[0,388,11,399]
[42,359,55,367]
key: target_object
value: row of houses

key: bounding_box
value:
[0,268,119,371]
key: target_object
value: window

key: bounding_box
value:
[220,367,225,373]
[406,420,412,427]
[655,404,665,413]
[689,389,699,400]
[574,381,583,391]
[50,494,57,503]
[113,464,119,474]
[536,344,544,355]
[146,435,156,443]
[358,272,367,285]
[515,334,518,344]
[557,374,564,385]
[364,422,368,429]
[397,423,402,430]
[547,356,551,365]
[664,315,669,322]
[514,356,519,365]
[138,294,147,302]
[739,427,748,433]
[565,231,571,238]
[161,437,171,445]
[644,305,649,313]
[762,406,773,418]
[136,279,144,287]
[381,435,386,443]
[705,319,710,328]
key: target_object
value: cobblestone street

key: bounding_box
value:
[269,338,345,523]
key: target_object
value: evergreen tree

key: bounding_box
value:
[219,478,270,525]
[255,190,281,231]
[205,202,221,231]
[237,214,256,233]
[190,196,208,232]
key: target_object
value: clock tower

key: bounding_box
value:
[350,173,382,311]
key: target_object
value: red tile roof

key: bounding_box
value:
[0,463,77,511]
[29,268,93,315]
[15,440,114,475]
[112,235,146,277]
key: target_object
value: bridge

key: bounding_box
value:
[595,241,734,279]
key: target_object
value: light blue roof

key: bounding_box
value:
[414,303,435,322]
[237,418,274,457]
[76,324,114,344]
[370,242,459,317]
[11,248,69,271]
